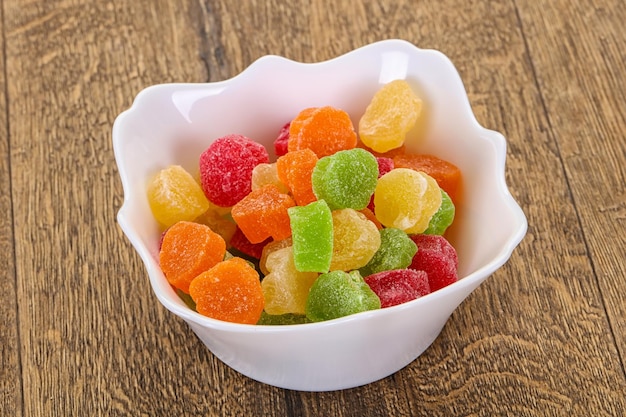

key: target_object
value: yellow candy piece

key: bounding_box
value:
[261,246,319,315]
[330,209,381,271]
[358,79,422,153]
[259,237,292,275]
[194,207,237,246]
[251,163,290,194]
[374,168,442,234]
[147,165,210,228]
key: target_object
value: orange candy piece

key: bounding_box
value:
[231,184,295,244]
[159,221,226,294]
[189,257,264,324]
[393,153,462,203]
[276,148,318,206]
[288,106,357,158]
[359,207,383,230]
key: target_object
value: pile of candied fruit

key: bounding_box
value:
[147,79,462,325]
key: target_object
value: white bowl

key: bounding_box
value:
[112,39,527,391]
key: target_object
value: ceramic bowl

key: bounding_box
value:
[112,39,527,391]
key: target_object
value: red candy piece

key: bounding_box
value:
[409,234,458,291]
[274,122,291,157]
[364,269,430,308]
[199,134,269,207]
[367,156,395,212]
[229,227,271,259]
[376,157,395,178]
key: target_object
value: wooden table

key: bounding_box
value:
[1,0,625,415]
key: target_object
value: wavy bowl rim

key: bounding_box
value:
[113,39,528,334]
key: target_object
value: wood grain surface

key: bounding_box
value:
[1,0,624,415]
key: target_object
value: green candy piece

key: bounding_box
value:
[175,288,196,311]
[305,270,380,322]
[311,148,379,210]
[288,200,333,273]
[359,228,417,277]
[423,189,455,235]
[257,312,311,325]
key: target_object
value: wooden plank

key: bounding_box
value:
[516,0,626,367]
[394,0,626,413]
[0,1,22,414]
[189,0,626,415]
[3,0,625,415]
[4,0,286,415]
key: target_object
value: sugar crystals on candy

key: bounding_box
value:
[288,106,357,158]
[189,257,265,324]
[373,168,442,234]
[311,148,379,211]
[359,227,417,277]
[409,234,458,291]
[288,200,333,273]
[330,208,381,271]
[147,165,210,228]
[261,246,319,315]
[159,221,226,294]
[305,270,380,322]
[231,184,295,244]
[199,134,269,207]
[364,269,430,308]
[358,79,422,153]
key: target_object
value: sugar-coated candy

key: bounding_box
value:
[276,148,318,206]
[257,311,311,325]
[194,206,237,245]
[423,189,455,235]
[376,157,395,177]
[251,163,289,194]
[305,270,380,322]
[229,227,270,259]
[189,257,264,324]
[159,221,226,293]
[374,168,442,234]
[288,200,333,273]
[312,148,379,210]
[409,234,458,291]
[364,269,430,308]
[261,246,319,315]
[147,165,210,228]
[393,153,462,203]
[288,106,357,158]
[330,209,381,271]
[231,184,295,244]
[359,227,417,277]
[274,122,291,157]
[199,134,269,207]
[259,237,292,275]
[367,157,395,211]
[149,83,467,324]
[359,207,383,230]
[358,79,422,153]
[358,141,407,159]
